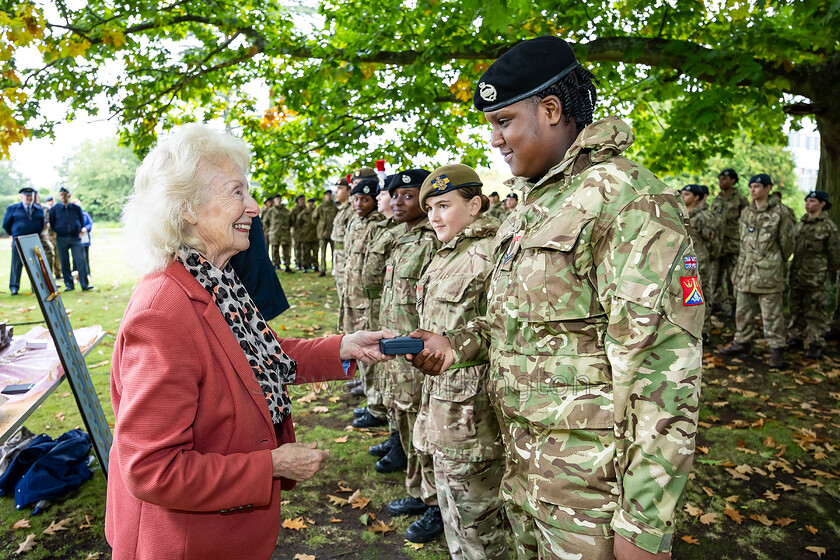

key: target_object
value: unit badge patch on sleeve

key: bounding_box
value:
[681,276,705,306]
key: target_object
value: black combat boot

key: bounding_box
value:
[353,409,387,428]
[786,338,804,351]
[805,345,824,359]
[718,340,752,356]
[375,438,407,473]
[353,406,367,418]
[404,505,444,543]
[369,431,399,457]
[387,496,427,516]
[768,347,785,369]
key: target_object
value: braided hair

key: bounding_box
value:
[531,65,598,131]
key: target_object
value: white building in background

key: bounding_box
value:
[787,120,821,191]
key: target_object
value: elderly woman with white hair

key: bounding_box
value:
[105,124,391,559]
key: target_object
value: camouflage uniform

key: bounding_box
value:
[732,197,796,349]
[414,216,508,560]
[343,210,388,420]
[709,188,749,311]
[331,203,355,331]
[376,217,440,506]
[315,200,339,272]
[788,213,840,346]
[298,207,319,269]
[40,206,59,279]
[268,204,293,268]
[487,202,506,222]
[686,200,721,338]
[290,203,304,268]
[260,203,273,248]
[448,118,703,557]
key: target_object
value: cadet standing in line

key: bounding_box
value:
[260,196,273,248]
[414,164,508,559]
[343,178,390,426]
[681,184,721,344]
[486,191,505,221]
[269,195,294,272]
[719,174,795,368]
[373,170,443,544]
[331,178,354,331]
[709,168,748,315]
[786,190,840,359]
[290,194,306,270]
[315,189,339,276]
[300,198,319,271]
[408,36,702,560]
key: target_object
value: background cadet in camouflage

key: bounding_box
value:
[787,190,840,359]
[343,178,389,428]
[681,184,721,342]
[486,191,506,222]
[331,177,354,331]
[709,168,748,315]
[260,196,273,248]
[374,169,443,544]
[414,164,507,560]
[298,198,319,271]
[720,173,795,368]
[409,36,703,560]
[290,194,305,269]
[268,195,293,272]
[314,189,339,276]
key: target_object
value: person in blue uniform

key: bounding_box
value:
[3,187,46,295]
[49,187,92,292]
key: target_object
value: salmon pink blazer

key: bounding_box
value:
[105,261,355,559]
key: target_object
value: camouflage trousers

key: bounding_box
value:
[831,271,840,330]
[301,241,318,269]
[319,238,333,272]
[788,283,828,346]
[47,232,60,277]
[505,502,614,560]
[270,242,291,267]
[343,305,387,419]
[398,408,437,504]
[40,234,58,279]
[709,252,738,311]
[733,290,786,349]
[433,455,509,560]
[294,239,303,268]
[698,262,713,337]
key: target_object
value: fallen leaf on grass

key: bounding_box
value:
[776,482,795,492]
[12,519,30,529]
[305,517,316,525]
[724,495,739,503]
[805,546,826,558]
[764,490,780,501]
[328,396,341,403]
[369,520,394,534]
[680,535,699,545]
[795,477,824,488]
[57,392,70,398]
[723,507,744,524]
[775,517,796,527]
[79,514,93,529]
[358,513,371,526]
[750,514,774,527]
[281,517,308,531]
[294,554,316,560]
[333,435,349,443]
[701,486,715,497]
[54,411,65,423]
[404,540,425,550]
[329,518,342,523]
[43,518,72,535]
[695,446,709,454]
[326,494,348,506]
[311,406,329,414]
[699,512,718,525]
[15,533,36,554]
[684,503,703,517]
[336,482,353,493]
[87,359,110,369]
[806,525,819,534]
[84,553,101,560]
[725,467,750,481]
[297,392,318,404]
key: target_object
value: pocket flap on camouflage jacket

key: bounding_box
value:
[429,367,482,403]
[432,276,473,303]
[521,211,594,252]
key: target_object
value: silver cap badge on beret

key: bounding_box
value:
[479,82,497,102]
[363,186,371,194]
[402,174,411,183]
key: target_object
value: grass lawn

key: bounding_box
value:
[0,229,837,559]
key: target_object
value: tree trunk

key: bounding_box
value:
[816,114,840,226]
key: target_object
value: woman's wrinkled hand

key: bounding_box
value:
[339,330,396,364]
[404,329,454,376]
[270,442,330,481]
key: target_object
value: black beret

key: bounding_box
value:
[19,187,36,194]
[351,178,378,197]
[699,184,710,197]
[295,194,305,201]
[307,198,316,203]
[806,190,831,209]
[489,191,499,198]
[474,36,579,112]
[324,189,332,195]
[506,192,518,200]
[379,174,394,195]
[387,169,431,194]
[749,173,772,187]
[681,184,705,197]
[59,186,70,193]
[718,168,738,182]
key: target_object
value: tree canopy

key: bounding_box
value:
[2,1,838,200]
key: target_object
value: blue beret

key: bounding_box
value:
[473,36,579,112]
[387,169,431,194]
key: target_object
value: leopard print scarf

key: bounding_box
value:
[177,249,296,424]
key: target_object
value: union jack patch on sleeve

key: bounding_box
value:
[684,256,697,269]
[681,276,704,306]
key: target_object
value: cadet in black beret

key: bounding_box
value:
[806,190,832,210]
[718,168,739,183]
[386,169,431,194]
[504,192,518,211]
[749,173,772,187]
[351,177,378,198]
[680,184,706,199]
[388,169,431,227]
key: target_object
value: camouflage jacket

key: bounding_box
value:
[314,201,339,240]
[343,210,384,310]
[289,205,303,238]
[331,203,355,279]
[790,213,840,288]
[296,208,318,242]
[377,218,440,410]
[359,217,399,329]
[486,203,506,222]
[414,216,504,461]
[449,117,702,555]
[686,201,721,270]
[260,205,273,233]
[267,205,292,243]
[734,197,796,293]
[710,189,749,255]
